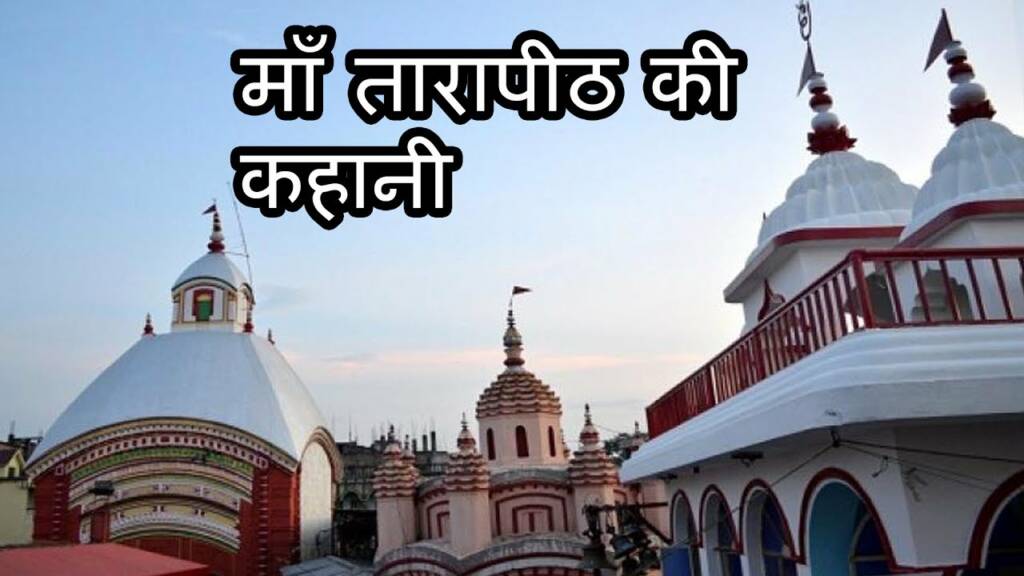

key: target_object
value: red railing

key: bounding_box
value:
[646,247,1024,439]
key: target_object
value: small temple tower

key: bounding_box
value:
[900,22,1023,248]
[724,52,918,332]
[568,405,621,532]
[444,416,491,556]
[171,208,254,333]
[476,310,567,468]
[373,428,418,561]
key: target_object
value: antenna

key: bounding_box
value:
[227,182,255,289]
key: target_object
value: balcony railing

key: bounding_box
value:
[646,247,1024,439]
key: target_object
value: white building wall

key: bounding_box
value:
[657,419,1024,574]
[299,442,334,560]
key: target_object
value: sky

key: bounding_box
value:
[1,1,1022,451]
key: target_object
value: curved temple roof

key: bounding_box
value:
[752,151,917,261]
[173,251,250,291]
[30,331,326,464]
[902,119,1024,240]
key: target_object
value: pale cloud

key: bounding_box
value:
[287,346,701,380]
[257,283,309,313]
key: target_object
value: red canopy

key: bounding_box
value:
[0,543,208,576]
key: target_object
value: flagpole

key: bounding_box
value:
[226,182,255,289]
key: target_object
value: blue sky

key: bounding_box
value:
[1,1,1022,449]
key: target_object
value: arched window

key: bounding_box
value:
[486,428,496,461]
[547,426,556,457]
[193,289,214,321]
[759,496,796,576]
[982,490,1024,572]
[515,425,529,458]
[705,493,742,576]
[809,481,890,576]
[663,494,701,576]
[849,505,888,576]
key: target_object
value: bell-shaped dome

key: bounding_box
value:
[753,152,918,258]
[902,38,1021,241]
[751,72,917,262]
[173,208,249,291]
[902,120,1024,240]
[476,310,562,419]
[173,252,249,292]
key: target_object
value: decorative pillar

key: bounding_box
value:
[445,416,491,556]
[373,428,418,561]
[568,405,621,533]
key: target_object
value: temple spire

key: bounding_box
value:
[925,10,995,126]
[207,205,225,253]
[800,47,856,155]
[142,313,154,337]
[503,308,525,370]
[503,286,530,370]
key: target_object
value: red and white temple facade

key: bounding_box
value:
[25,212,342,576]
[372,311,646,576]
[623,17,1024,576]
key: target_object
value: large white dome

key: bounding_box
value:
[750,151,918,262]
[29,331,326,463]
[901,118,1024,240]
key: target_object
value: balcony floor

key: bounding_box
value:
[622,322,1024,482]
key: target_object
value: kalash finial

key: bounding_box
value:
[503,287,531,370]
[143,313,155,337]
[797,48,856,154]
[925,9,995,126]
[267,328,275,345]
[795,1,855,155]
[584,403,593,425]
[203,203,225,253]
[243,307,254,334]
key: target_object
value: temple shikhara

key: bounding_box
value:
[370,309,655,576]
[624,13,1024,576]
[24,211,342,576]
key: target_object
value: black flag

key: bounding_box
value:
[797,44,818,96]
[512,286,531,296]
[202,203,217,215]
[925,9,954,71]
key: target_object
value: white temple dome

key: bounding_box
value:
[29,330,326,464]
[751,151,918,262]
[901,119,1024,240]
[173,251,249,291]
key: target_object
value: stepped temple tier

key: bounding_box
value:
[25,210,342,576]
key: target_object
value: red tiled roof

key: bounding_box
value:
[0,543,208,576]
